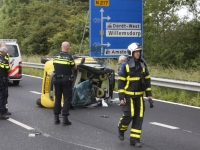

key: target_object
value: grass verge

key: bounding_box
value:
[23,67,43,78]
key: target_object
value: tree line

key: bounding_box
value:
[0,0,199,69]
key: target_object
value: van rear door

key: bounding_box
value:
[6,42,22,85]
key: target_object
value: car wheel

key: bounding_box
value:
[13,81,20,85]
[41,57,51,64]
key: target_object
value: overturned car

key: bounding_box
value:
[36,56,115,108]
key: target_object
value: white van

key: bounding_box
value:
[0,39,22,85]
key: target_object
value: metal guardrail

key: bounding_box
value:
[22,62,200,92]
[151,77,200,92]
[22,62,44,69]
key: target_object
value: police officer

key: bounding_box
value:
[53,41,77,126]
[0,42,11,115]
[117,43,153,147]
[0,47,10,120]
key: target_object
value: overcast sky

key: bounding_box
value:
[176,1,200,20]
[177,6,193,19]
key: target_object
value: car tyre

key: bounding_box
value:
[13,81,20,85]
[41,57,51,64]
[36,98,44,107]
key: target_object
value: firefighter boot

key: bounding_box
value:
[130,138,142,147]
[54,115,60,124]
[118,129,125,141]
[0,113,9,120]
[62,116,71,126]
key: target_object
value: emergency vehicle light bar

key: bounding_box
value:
[0,39,17,43]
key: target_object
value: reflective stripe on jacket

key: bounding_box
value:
[5,53,10,61]
[0,55,10,77]
[53,52,75,76]
[53,55,75,65]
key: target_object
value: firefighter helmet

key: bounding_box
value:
[127,43,142,57]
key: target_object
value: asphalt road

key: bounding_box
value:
[0,75,200,150]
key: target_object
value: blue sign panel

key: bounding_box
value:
[89,0,143,58]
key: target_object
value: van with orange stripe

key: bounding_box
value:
[0,39,22,85]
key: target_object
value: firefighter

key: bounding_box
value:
[0,47,10,120]
[0,42,11,115]
[117,42,153,147]
[53,41,77,126]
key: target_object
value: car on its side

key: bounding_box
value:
[37,56,115,108]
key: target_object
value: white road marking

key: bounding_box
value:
[147,98,200,109]
[183,130,192,133]
[30,91,41,94]
[8,118,34,130]
[149,122,180,129]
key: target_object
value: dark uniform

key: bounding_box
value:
[53,51,75,125]
[0,53,10,119]
[4,53,11,115]
[118,56,152,146]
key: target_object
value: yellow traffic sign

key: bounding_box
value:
[95,0,109,6]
